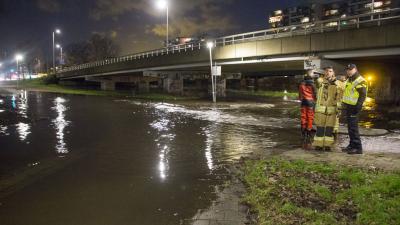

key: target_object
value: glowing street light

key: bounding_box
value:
[15,54,24,87]
[157,0,169,47]
[207,41,216,103]
[52,28,61,71]
[56,44,63,66]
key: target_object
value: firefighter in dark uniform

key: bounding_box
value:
[342,64,368,154]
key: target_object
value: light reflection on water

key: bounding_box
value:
[18,91,28,118]
[16,122,31,141]
[52,97,70,154]
[203,123,217,172]
[148,102,287,171]
[150,112,175,181]
[0,125,9,136]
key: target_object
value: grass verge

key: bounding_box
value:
[242,158,400,225]
[228,90,298,98]
[0,79,200,101]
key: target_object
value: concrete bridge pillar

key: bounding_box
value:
[163,74,183,95]
[216,77,226,97]
[209,76,227,97]
[101,80,116,91]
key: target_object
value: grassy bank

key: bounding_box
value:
[0,79,200,101]
[242,158,400,225]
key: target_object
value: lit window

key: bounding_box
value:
[301,17,310,23]
[325,22,338,27]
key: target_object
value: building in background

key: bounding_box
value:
[268,0,399,28]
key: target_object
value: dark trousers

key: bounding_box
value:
[345,105,362,150]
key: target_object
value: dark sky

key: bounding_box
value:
[0,0,304,59]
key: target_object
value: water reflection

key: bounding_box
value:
[151,105,176,181]
[16,122,31,141]
[0,125,9,136]
[203,123,218,172]
[52,97,70,154]
[18,91,28,118]
[11,95,16,109]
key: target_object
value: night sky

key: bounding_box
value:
[0,0,306,59]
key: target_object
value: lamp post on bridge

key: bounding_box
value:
[157,0,169,47]
[56,44,63,69]
[52,29,61,73]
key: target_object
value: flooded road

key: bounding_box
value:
[0,89,399,225]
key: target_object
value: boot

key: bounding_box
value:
[301,128,307,149]
[304,130,313,150]
[341,145,353,153]
[347,148,363,155]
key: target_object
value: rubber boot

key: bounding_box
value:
[304,130,312,150]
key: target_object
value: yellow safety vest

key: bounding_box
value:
[343,76,367,105]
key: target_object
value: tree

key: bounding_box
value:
[87,33,120,61]
[64,33,120,65]
[65,42,91,65]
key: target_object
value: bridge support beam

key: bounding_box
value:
[214,77,226,97]
[162,74,184,95]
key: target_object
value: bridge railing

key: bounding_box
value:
[59,8,400,74]
[214,8,400,46]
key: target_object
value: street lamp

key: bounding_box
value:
[15,54,23,87]
[52,29,61,72]
[157,0,169,47]
[56,44,63,67]
[207,41,216,103]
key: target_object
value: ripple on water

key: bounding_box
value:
[150,103,293,129]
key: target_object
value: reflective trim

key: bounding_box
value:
[315,106,336,114]
[343,76,366,105]
[315,106,326,113]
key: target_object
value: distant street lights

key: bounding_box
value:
[15,54,23,87]
[207,41,216,103]
[52,29,61,72]
[157,0,169,47]
[56,44,63,68]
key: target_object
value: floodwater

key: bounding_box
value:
[0,89,399,225]
[0,89,299,225]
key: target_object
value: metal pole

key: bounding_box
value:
[214,62,217,103]
[16,59,19,88]
[371,0,375,20]
[209,47,216,103]
[60,47,63,67]
[52,31,55,72]
[167,5,170,48]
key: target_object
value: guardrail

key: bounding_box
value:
[59,8,400,74]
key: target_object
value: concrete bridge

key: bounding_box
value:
[58,9,400,98]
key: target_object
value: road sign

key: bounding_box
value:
[212,66,221,76]
[304,59,321,70]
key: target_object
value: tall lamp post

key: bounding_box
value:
[207,42,216,103]
[157,0,169,47]
[15,54,23,88]
[52,29,61,72]
[56,44,63,68]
